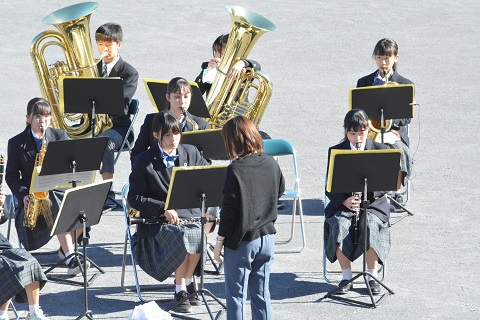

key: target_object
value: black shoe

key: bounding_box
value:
[186,282,202,306]
[333,279,353,295]
[277,200,285,210]
[67,257,90,276]
[368,280,381,295]
[173,290,192,313]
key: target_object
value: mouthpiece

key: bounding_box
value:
[356,143,361,150]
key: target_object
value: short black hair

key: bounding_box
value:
[95,22,123,43]
[152,110,182,142]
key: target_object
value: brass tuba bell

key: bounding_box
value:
[31,2,112,138]
[206,6,277,128]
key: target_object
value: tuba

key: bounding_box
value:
[23,129,52,230]
[31,2,112,139]
[206,6,277,128]
[368,68,396,142]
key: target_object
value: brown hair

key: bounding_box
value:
[221,116,264,160]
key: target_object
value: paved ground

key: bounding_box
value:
[0,0,479,319]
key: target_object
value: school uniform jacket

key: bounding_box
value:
[195,59,261,96]
[128,143,210,239]
[324,139,391,222]
[96,56,139,128]
[356,70,414,146]
[130,112,209,164]
[6,127,69,208]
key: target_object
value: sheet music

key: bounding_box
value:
[30,166,96,192]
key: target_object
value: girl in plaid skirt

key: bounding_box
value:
[324,109,392,296]
[128,110,215,314]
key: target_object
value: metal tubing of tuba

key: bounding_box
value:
[30,2,112,139]
[206,6,277,128]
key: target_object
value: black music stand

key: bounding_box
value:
[38,138,108,286]
[182,129,227,160]
[323,149,400,308]
[165,165,228,320]
[144,78,211,118]
[60,76,125,137]
[49,180,112,320]
[349,84,414,143]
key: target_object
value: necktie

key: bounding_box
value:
[162,151,179,168]
[102,64,108,77]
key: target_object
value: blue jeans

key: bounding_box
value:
[224,234,275,320]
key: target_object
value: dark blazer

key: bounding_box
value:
[97,56,139,128]
[324,139,391,222]
[6,127,69,207]
[130,112,209,164]
[195,59,261,96]
[356,70,414,146]
[128,143,210,238]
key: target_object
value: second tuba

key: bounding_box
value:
[206,6,277,128]
[31,2,112,139]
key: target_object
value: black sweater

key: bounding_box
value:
[219,153,285,250]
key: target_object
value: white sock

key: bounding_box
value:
[65,251,75,265]
[29,304,41,315]
[341,267,353,280]
[185,278,193,286]
[367,268,378,282]
[0,309,7,318]
[175,284,186,293]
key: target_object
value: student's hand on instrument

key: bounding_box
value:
[23,195,30,209]
[228,60,246,79]
[343,196,360,211]
[208,57,222,68]
[214,239,224,263]
[165,209,179,225]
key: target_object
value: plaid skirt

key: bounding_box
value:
[324,210,390,264]
[394,140,411,182]
[15,190,63,251]
[132,223,203,282]
[0,247,47,305]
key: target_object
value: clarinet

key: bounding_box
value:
[351,143,362,246]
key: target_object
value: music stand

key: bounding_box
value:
[143,78,211,118]
[349,84,414,143]
[165,165,228,320]
[323,149,400,308]
[59,76,125,137]
[182,129,227,160]
[49,180,112,320]
[38,138,108,286]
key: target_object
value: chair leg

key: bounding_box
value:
[275,198,306,253]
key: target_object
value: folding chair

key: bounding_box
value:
[263,138,306,253]
[120,183,173,302]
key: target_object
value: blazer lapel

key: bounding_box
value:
[176,145,189,167]
[151,145,171,185]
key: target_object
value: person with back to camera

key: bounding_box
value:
[357,38,414,206]
[6,98,88,277]
[128,110,217,314]
[324,109,393,296]
[130,77,209,165]
[94,22,139,210]
[0,190,50,320]
[213,115,285,320]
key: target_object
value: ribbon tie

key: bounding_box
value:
[372,77,385,86]
[162,151,178,168]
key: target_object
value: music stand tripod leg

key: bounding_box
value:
[167,194,226,320]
